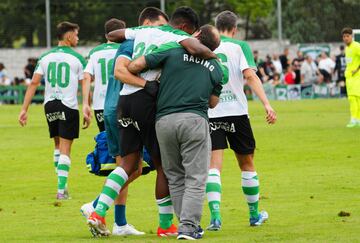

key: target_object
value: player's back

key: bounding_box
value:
[86,43,119,110]
[36,46,86,110]
[120,25,189,95]
[209,36,256,118]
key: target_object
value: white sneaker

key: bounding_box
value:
[80,202,95,219]
[112,223,145,236]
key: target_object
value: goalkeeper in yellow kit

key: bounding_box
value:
[342,27,360,127]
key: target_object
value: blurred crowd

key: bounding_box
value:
[0,46,348,98]
[252,46,347,94]
[0,58,39,87]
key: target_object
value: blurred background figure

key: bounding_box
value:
[300,55,318,85]
[335,45,347,95]
[318,52,335,83]
[24,58,37,85]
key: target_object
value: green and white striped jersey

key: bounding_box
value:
[34,46,86,110]
[208,36,257,118]
[84,43,120,110]
[120,25,191,95]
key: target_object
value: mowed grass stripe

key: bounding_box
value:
[0,99,359,242]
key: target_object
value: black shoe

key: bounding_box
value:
[177,231,203,240]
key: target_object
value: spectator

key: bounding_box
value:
[253,50,268,82]
[300,55,318,85]
[284,65,296,85]
[279,47,290,71]
[263,55,275,80]
[24,58,37,85]
[294,51,304,63]
[292,51,304,84]
[335,45,347,95]
[0,63,12,86]
[292,58,302,84]
[272,54,283,74]
[269,72,281,86]
[318,52,335,83]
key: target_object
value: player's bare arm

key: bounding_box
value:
[107,29,126,43]
[180,38,217,60]
[243,68,277,124]
[115,57,146,87]
[127,56,147,75]
[209,95,220,109]
[18,73,42,127]
[82,73,93,129]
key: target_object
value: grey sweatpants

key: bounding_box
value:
[155,112,211,233]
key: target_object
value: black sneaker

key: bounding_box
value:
[197,225,204,236]
[177,231,203,240]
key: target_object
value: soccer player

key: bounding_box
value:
[82,19,124,132]
[82,9,168,237]
[128,24,225,240]
[342,27,360,127]
[18,22,87,199]
[80,18,144,236]
[87,6,216,237]
[205,11,277,230]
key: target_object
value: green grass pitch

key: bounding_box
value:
[0,99,359,242]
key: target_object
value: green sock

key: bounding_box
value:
[241,171,259,219]
[206,168,221,220]
[53,149,60,174]
[95,167,128,217]
[157,196,173,229]
[57,154,70,194]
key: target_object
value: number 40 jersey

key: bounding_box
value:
[35,46,87,110]
[85,43,120,110]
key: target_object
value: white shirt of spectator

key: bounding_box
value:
[84,43,119,110]
[318,57,335,74]
[0,69,12,86]
[272,59,283,74]
[208,38,257,118]
[120,25,190,96]
[34,46,86,110]
[301,61,317,84]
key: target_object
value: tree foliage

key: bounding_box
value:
[1,0,359,47]
[280,0,360,43]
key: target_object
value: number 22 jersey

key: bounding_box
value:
[208,36,257,118]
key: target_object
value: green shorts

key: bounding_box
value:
[104,113,121,157]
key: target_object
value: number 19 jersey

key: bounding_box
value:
[84,43,120,110]
[34,46,86,110]
[208,36,257,118]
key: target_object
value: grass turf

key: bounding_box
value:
[0,99,359,242]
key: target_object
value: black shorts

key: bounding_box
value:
[94,109,105,132]
[44,100,79,140]
[117,89,161,159]
[209,115,255,154]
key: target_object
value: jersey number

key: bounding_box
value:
[216,53,229,84]
[133,42,158,59]
[47,62,70,88]
[98,58,114,85]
